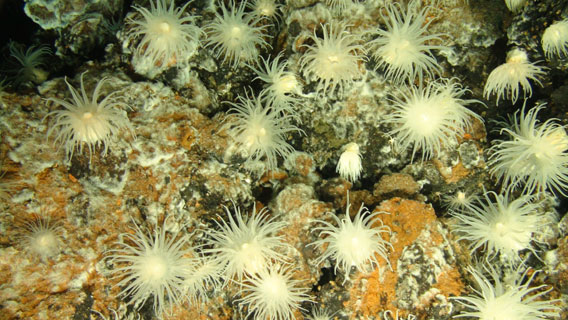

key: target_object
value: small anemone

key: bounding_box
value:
[483,48,546,105]
[237,264,311,320]
[442,190,479,211]
[488,103,568,195]
[249,52,302,109]
[300,23,367,95]
[248,0,282,23]
[450,190,550,262]
[336,142,363,182]
[504,0,527,13]
[127,0,203,68]
[203,201,289,282]
[205,0,270,67]
[386,79,482,162]
[45,72,135,164]
[222,92,302,173]
[21,213,64,261]
[383,310,417,320]
[542,19,568,58]
[367,0,446,84]
[7,41,51,86]
[453,264,560,320]
[310,195,392,282]
[326,0,354,11]
[0,161,20,201]
[107,221,193,316]
[306,307,337,320]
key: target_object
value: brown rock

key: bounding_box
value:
[374,173,419,198]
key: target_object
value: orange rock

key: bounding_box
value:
[347,198,464,318]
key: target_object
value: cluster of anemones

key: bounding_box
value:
[107,203,310,319]
[32,0,567,319]
[222,90,303,174]
[353,2,563,319]
[124,0,280,69]
[106,193,396,319]
[310,195,392,282]
[447,104,566,319]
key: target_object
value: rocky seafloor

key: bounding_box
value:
[0,0,568,319]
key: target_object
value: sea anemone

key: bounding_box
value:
[336,142,363,182]
[367,0,446,84]
[442,190,479,211]
[311,197,391,281]
[306,307,336,320]
[0,77,7,107]
[22,215,63,261]
[0,162,20,201]
[107,222,192,316]
[383,310,417,320]
[237,264,310,320]
[453,265,560,320]
[488,104,568,195]
[249,53,302,109]
[205,0,270,67]
[386,80,482,161]
[483,48,546,105]
[450,191,548,261]
[8,41,51,86]
[504,0,527,13]
[542,19,568,58]
[204,202,289,282]
[435,78,484,130]
[183,254,223,302]
[326,0,354,11]
[45,73,135,163]
[248,0,282,22]
[223,93,302,173]
[127,0,203,67]
[300,23,367,95]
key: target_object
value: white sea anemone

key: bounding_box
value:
[306,307,335,320]
[22,215,63,261]
[450,191,548,261]
[108,222,192,316]
[442,190,479,211]
[223,93,302,173]
[248,0,281,22]
[127,0,203,67]
[45,73,135,163]
[0,77,7,107]
[183,254,223,302]
[504,0,527,13]
[336,142,362,182]
[542,19,568,58]
[488,104,568,195]
[435,79,484,130]
[300,23,367,94]
[483,48,546,105]
[311,197,391,281]
[383,310,417,320]
[386,80,482,161]
[0,164,19,201]
[367,0,446,84]
[237,264,310,320]
[8,41,51,85]
[453,265,560,320]
[205,0,270,67]
[250,53,302,109]
[204,202,289,281]
[326,0,353,11]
